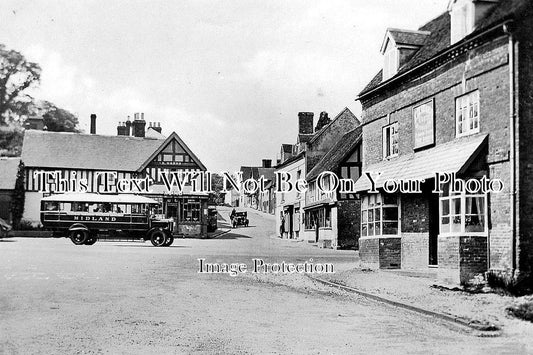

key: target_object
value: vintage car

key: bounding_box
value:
[231,211,249,228]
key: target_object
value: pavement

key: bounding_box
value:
[1,205,532,354]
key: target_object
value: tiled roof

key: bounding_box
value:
[0,158,20,190]
[21,130,164,171]
[359,0,531,97]
[309,107,359,145]
[306,127,362,181]
[353,134,488,192]
[387,29,430,47]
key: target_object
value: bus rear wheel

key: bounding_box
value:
[70,230,88,245]
[150,230,166,247]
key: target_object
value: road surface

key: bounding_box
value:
[0,207,529,354]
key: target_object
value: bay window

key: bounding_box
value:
[361,193,399,237]
[439,182,487,235]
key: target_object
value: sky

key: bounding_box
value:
[0,0,449,172]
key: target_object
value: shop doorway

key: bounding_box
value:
[428,187,439,266]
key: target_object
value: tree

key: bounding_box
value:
[10,160,25,229]
[41,101,80,132]
[0,44,41,125]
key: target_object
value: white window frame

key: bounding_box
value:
[382,122,399,159]
[450,2,475,44]
[455,90,480,137]
[439,183,488,236]
[361,193,400,238]
[383,46,399,81]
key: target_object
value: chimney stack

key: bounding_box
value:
[117,122,126,136]
[132,112,146,138]
[298,112,314,135]
[262,159,272,168]
[90,114,97,134]
[315,111,331,132]
[125,116,131,136]
[152,122,162,133]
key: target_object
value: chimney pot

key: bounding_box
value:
[90,114,97,134]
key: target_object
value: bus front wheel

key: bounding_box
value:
[70,230,88,245]
[150,230,166,247]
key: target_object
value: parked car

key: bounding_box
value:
[232,211,249,228]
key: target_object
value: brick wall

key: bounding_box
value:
[517,9,533,277]
[459,236,488,283]
[360,238,379,269]
[337,199,361,250]
[401,233,429,269]
[379,238,401,269]
[401,193,429,233]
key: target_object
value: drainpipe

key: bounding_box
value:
[503,22,517,274]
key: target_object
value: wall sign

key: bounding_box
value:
[413,99,435,150]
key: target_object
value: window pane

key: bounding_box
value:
[441,200,450,216]
[451,197,461,215]
[382,222,397,235]
[361,210,367,223]
[441,217,450,234]
[466,215,485,232]
[368,223,374,236]
[382,207,398,221]
[374,207,381,222]
[361,224,368,237]
[374,222,381,235]
[368,209,374,222]
[383,194,396,205]
[452,216,462,233]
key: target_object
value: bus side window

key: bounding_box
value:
[44,202,59,211]
[60,203,71,212]
[112,204,126,214]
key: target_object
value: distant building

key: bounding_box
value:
[275,108,360,243]
[305,127,362,249]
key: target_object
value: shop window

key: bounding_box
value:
[361,193,399,237]
[456,90,480,137]
[180,199,201,222]
[439,182,487,235]
[383,122,399,159]
[304,207,331,230]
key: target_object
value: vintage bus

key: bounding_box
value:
[40,193,174,246]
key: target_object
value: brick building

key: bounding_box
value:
[304,126,362,249]
[275,108,360,243]
[353,0,533,285]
